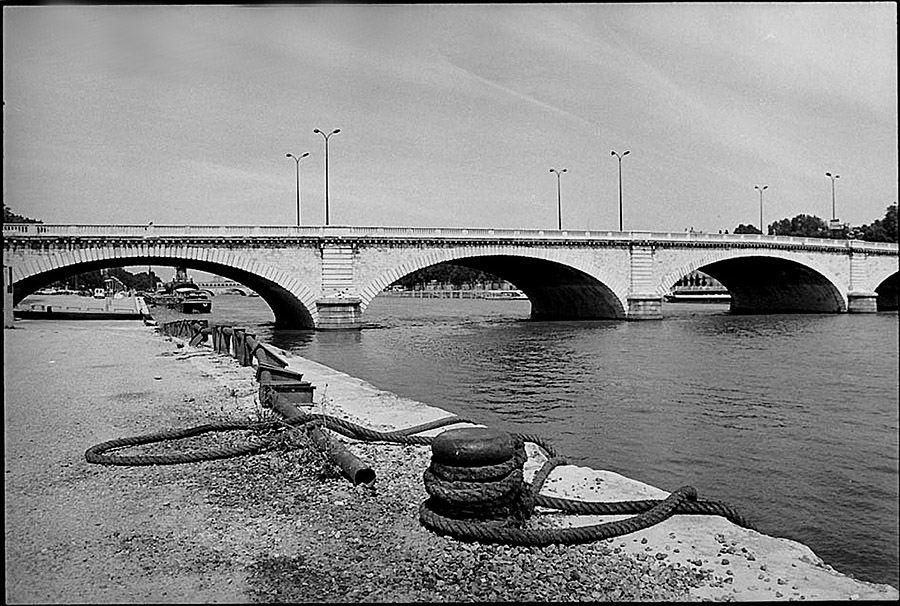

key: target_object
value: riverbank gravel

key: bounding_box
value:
[218,439,712,603]
[5,320,714,602]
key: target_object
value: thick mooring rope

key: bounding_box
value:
[85,372,752,548]
[415,429,753,544]
[84,413,469,466]
[419,486,701,546]
[84,420,290,466]
[533,493,752,528]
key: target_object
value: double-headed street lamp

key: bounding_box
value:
[754,185,768,235]
[549,168,567,230]
[611,150,630,231]
[313,128,341,225]
[286,152,309,226]
[825,172,840,221]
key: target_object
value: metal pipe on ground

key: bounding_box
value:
[307,425,376,486]
[267,390,376,486]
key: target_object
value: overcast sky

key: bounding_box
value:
[3,4,897,234]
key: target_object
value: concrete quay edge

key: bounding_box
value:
[263,343,898,602]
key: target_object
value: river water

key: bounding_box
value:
[33,292,898,588]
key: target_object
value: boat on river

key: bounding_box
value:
[481,289,527,300]
[144,280,212,313]
[174,290,212,314]
[664,286,731,303]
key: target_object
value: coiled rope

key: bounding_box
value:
[416,427,753,545]
[85,404,752,545]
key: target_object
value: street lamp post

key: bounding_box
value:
[549,168,567,230]
[313,128,341,225]
[825,172,840,221]
[286,152,309,226]
[611,150,630,231]
[754,185,768,235]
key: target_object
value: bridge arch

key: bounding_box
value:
[11,247,318,328]
[874,271,899,311]
[864,264,899,295]
[360,247,628,319]
[657,249,847,313]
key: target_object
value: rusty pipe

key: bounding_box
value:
[306,425,376,486]
[267,391,375,486]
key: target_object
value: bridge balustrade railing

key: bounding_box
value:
[345,226,633,240]
[2,224,897,252]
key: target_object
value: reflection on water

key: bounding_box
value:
[137,293,898,588]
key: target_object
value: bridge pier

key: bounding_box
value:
[4,265,14,328]
[626,295,663,320]
[846,291,879,313]
[315,297,363,330]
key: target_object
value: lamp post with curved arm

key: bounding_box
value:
[754,185,768,235]
[313,128,341,225]
[286,152,309,226]
[549,168,567,230]
[611,150,630,231]
[825,172,840,221]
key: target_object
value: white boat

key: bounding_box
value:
[665,290,731,303]
[482,289,527,300]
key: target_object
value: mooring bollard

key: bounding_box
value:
[220,326,228,353]
[424,426,531,524]
[242,332,257,366]
[232,328,245,363]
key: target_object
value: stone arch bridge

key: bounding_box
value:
[4,224,897,330]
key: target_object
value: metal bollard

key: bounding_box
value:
[424,426,531,523]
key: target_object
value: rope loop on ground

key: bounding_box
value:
[84,411,468,467]
[532,492,752,528]
[84,420,288,466]
[419,485,701,546]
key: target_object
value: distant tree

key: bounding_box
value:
[129,271,160,291]
[68,270,104,291]
[733,224,761,234]
[3,205,42,224]
[855,204,898,243]
[49,267,160,293]
[769,214,830,238]
[391,263,501,289]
